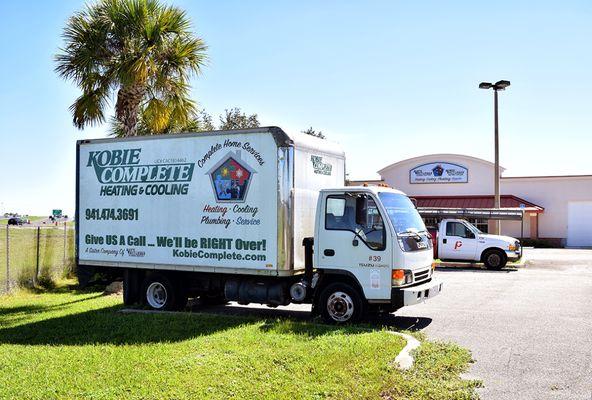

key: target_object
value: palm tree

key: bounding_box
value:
[55,0,207,137]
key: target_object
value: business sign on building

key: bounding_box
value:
[410,162,468,184]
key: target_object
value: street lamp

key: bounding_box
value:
[479,80,510,235]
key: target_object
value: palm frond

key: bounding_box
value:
[56,0,207,135]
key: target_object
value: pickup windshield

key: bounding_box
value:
[378,192,427,235]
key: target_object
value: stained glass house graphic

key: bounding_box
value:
[432,164,444,177]
[207,151,255,202]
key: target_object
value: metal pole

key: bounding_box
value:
[493,89,501,235]
[35,227,40,286]
[5,225,9,292]
[520,211,524,242]
[63,222,67,269]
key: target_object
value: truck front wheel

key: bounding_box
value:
[483,249,507,270]
[142,273,187,311]
[318,282,365,324]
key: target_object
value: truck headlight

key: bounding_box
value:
[392,269,412,286]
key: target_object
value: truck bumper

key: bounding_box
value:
[506,250,521,261]
[391,278,443,310]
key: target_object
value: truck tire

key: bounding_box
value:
[142,273,187,311]
[318,282,365,324]
[483,249,507,270]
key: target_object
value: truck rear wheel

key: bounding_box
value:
[318,282,365,324]
[142,273,187,311]
[483,249,507,270]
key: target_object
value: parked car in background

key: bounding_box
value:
[7,217,25,226]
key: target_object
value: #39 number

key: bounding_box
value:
[368,255,381,262]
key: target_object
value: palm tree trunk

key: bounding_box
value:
[115,84,146,137]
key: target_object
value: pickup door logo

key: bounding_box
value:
[454,240,463,250]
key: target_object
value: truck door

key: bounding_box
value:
[317,192,392,300]
[440,221,478,260]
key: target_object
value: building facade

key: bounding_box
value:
[358,154,592,247]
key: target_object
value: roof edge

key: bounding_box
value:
[378,153,505,176]
[502,174,592,180]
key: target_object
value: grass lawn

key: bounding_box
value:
[0,284,480,399]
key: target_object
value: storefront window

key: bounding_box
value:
[467,218,489,233]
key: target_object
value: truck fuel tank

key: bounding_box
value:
[224,279,290,306]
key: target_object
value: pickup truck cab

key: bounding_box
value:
[432,219,521,269]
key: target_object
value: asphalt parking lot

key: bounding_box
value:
[398,248,592,400]
[201,248,592,400]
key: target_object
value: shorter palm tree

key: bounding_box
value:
[55,0,207,136]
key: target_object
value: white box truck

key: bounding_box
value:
[76,127,442,323]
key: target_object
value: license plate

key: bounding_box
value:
[427,284,441,298]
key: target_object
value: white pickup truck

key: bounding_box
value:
[430,219,521,269]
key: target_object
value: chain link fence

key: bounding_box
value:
[0,223,75,293]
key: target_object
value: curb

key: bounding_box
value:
[387,331,421,370]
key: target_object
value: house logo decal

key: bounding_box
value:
[208,151,255,202]
[432,164,444,177]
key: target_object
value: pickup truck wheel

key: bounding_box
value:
[318,282,364,324]
[483,249,507,270]
[142,274,187,311]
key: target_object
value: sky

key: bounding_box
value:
[0,0,591,216]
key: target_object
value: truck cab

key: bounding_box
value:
[311,186,442,322]
[435,218,521,269]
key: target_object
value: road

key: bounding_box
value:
[200,248,592,400]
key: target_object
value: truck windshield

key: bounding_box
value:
[378,192,427,235]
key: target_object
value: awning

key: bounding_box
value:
[411,195,544,213]
[417,208,524,220]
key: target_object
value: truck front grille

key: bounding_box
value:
[413,268,430,283]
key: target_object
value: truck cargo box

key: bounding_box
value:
[76,127,345,276]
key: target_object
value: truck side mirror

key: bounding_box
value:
[355,196,368,226]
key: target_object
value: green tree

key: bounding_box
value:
[218,108,260,130]
[302,127,326,139]
[109,108,213,136]
[55,0,207,137]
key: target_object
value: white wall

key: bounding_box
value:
[500,218,531,239]
[502,176,592,239]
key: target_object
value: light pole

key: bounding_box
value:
[479,80,510,235]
